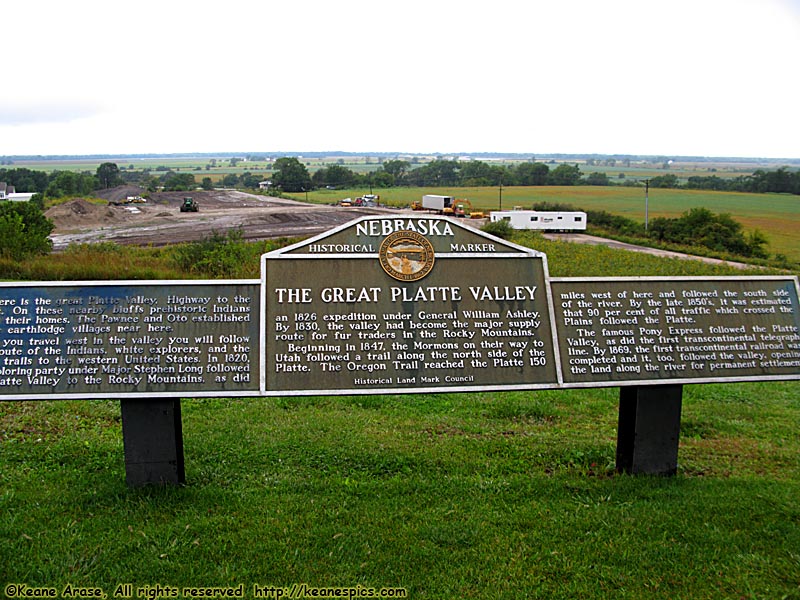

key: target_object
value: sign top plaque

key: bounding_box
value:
[274,215,538,258]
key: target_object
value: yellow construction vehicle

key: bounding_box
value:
[453,199,486,219]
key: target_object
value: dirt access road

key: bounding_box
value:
[46,188,393,250]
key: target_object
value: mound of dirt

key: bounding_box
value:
[91,185,146,203]
[45,199,128,231]
[46,190,399,249]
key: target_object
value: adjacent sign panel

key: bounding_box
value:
[262,216,559,395]
[551,277,800,386]
[0,281,260,399]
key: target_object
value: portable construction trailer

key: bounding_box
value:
[422,194,455,212]
[490,210,587,232]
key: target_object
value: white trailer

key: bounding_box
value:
[490,210,587,232]
[422,194,455,212]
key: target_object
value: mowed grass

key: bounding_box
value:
[1,384,798,599]
[296,186,800,263]
[0,238,798,599]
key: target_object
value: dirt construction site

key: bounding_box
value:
[45,187,396,250]
[44,186,750,268]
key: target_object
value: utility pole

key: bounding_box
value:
[499,179,503,211]
[644,179,650,232]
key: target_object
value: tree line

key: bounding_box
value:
[3,159,798,197]
[649,167,800,195]
[272,158,799,195]
[0,163,126,198]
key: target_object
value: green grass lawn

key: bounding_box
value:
[1,383,798,599]
[0,227,798,599]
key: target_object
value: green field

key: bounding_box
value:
[0,235,798,599]
[291,186,800,264]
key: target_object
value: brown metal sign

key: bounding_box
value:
[261,216,559,395]
[0,281,261,399]
[551,277,800,386]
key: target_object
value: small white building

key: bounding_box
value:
[0,182,14,199]
[490,210,587,232]
[8,192,35,202]
[1,183,35,202]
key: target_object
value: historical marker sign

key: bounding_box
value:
[0,281,260,399]
[261,216,559,395]
[1,217,797,402]
[552,277,800,386]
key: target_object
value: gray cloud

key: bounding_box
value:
[0,100,104,126]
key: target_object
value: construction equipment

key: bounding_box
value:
[354,194,380,207]
[109,195,146,206]
[180,197,198,212]
[452,199,486,219]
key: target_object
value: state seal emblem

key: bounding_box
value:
[379,230,435,282]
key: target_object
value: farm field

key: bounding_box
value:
[9,154,795,187]
[293,186,800,263]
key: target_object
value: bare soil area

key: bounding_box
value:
[47,188,393,250]
[45,187,754,269]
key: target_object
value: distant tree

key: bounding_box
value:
[272,157,312,192]
[201,177,214,190]
[686,176,729,191]
[312,165,356,189]
[405,159,459,187]
[45,171,96,198]
[162,173,196,191]
[96,162,122,188]
[650,174,679,188]
[515,162,550,186]
[459,160,500,186]
[222,174,240,188]
[584,172,610,186]
[240,173,262,189]
[369,170,394,188]
[548,164,582,186]
[748,167,800,194]
[381,160,410,181]
[0,168,49,193]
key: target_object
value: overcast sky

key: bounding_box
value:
[3,0,799,158]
